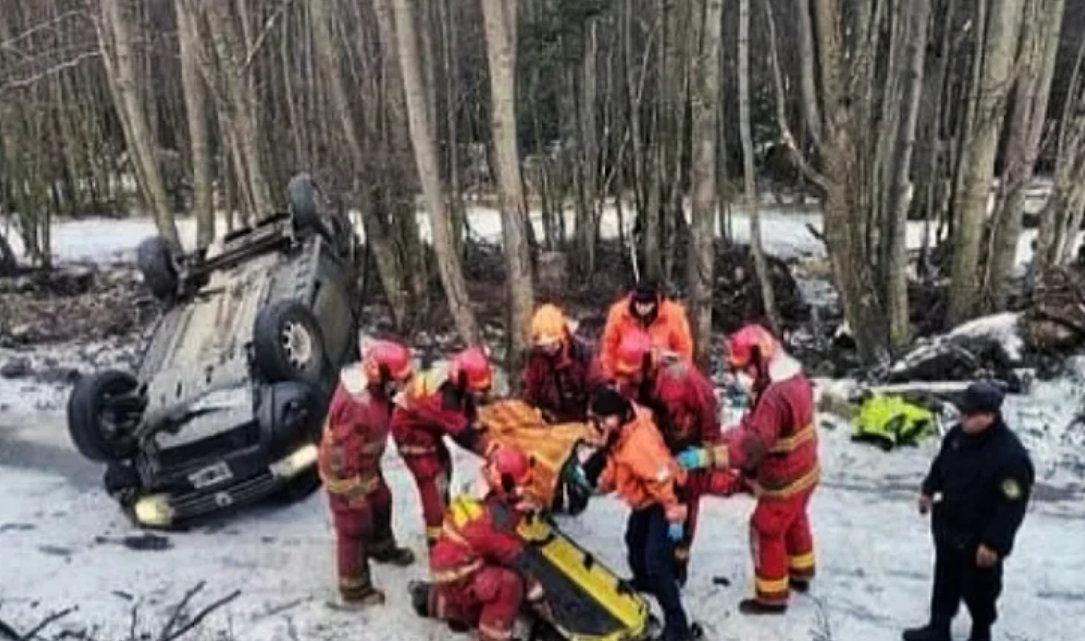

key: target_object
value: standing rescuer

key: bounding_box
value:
[318,340,417,608]
[409,444,546,641]
[576,388,700,641]
[599,280,694,379]
[675,325,819,614]
[903,381,1034,641]
[392,347,492,548]
[521,303,602,423]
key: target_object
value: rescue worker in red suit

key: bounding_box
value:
[599,281,694,379]
[610,329,738,585]
[520,303,605,423]
[408,445,547,641]
[318,340,417,608]
[391,347,492,548]
[676,325,819,614]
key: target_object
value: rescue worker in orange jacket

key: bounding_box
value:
[392,347,492,548]
[599,281,694,379]
[676,325,819,614]
[610,329,737,584]
[520,304,606,423]
[576,389,702,641]
[318,340,417,608]
[408,444,547,641]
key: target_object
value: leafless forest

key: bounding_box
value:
[1,0,1085,371]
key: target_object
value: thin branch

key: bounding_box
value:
[0,51,102,94]
[155,582,205,641]
[762,0,831,193]
[241,0,296,71]
[159,591,241,641]
[19,607,76,641]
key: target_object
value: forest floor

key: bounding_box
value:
[1,208,1083,641]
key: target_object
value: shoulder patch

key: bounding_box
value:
[1001,478,1023,501]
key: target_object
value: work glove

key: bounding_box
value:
[676,447,711,471]
[563,460,594,494]
[667,521,685,542]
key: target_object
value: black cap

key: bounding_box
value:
[631,280,660,303]
[956,380,1005,416]
[589,388,633,419]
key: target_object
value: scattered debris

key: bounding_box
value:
[0,358,31,379]
[37,545,73,557]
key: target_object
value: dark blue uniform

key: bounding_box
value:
[920,418,1034,640]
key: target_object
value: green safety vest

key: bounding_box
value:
[852,394,937,451]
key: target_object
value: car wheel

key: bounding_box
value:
[67,370,143,463]
[288,173,322,234]
[253,301,327,383]
[136,236,178,302]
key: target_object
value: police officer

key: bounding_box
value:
[903,381,1034,641]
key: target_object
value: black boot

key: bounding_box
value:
[738,598,787,615]
[790,579,811,593]
[902,623,951,641]
[967,624,991,641]
[408,581,432,618]
[369,539,416,566]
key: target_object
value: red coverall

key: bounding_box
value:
[428,495,541,641]
[618,356,737,575]
[712,360,819,606]
[318,383,399,599]
[521,334,605,423]
[392,376,481,546]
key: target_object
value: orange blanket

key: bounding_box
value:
[476,400,598,506]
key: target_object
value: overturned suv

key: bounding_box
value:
[67,174,362,528]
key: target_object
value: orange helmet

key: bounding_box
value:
[448,347,493,392]
[727,325,779,371]
[484,444,533,498]
[614,329,653,376]
[530,304,567,347]
[362,340,413,383]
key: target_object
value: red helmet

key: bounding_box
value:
[727,325,779,371]
[484,444,532,497]
[363,340,413,383]
[614,329,653,376]
[448,347,493,392]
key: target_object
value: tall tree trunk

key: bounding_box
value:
[176,0,214,248]
[481,0,534,385]
[688,0,722,369]
[946,0,1027,326]
[312,0,410,329]
[574,20,601,275]
[982,0,1064,308]
[389,0,480,345]
[98,0,180,248]
[740,0,780,333]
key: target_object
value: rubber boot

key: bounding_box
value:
[901,623,952,641]
[369,539,416,567]
[336,583,386,610]
[790,579,811,593]
[738,598,787,615]
[408,581,432,618]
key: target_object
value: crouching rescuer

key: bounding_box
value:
[676,325,819,614]
[409,445,547,641]
[319,340,417,608]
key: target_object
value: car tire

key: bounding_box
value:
[253,301,327,384]
[67,370,142,463]
[288,173,322,234]
[136,236,178,302]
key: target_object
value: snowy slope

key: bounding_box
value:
[1,410,1082,641]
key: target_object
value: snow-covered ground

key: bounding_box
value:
[3,210,1084,641]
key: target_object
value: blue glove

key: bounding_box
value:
[667,521,685,542]
[676,448,710,471]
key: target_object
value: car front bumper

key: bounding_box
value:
[131,443,318,527]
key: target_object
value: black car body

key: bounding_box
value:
[67,175,362,528]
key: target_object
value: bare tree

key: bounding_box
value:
[388,0,480,344]
[480,0,535,380]
[175,0,213,248]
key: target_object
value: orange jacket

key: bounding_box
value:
[599,295,694,377]
[598,408,688,520]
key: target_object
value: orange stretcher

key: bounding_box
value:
[475,400,600,508]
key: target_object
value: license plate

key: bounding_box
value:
[189,461,233,489]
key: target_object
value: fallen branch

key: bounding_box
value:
[159,591,241,641]
[156,582,205,641]
[19,607,76,641]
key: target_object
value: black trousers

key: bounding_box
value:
[626,505,690,641]
[930,542,1003,632]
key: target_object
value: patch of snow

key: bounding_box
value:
[947,312,1025,362]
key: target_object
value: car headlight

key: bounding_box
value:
[133,494,174,527]
[269,444,318,479]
